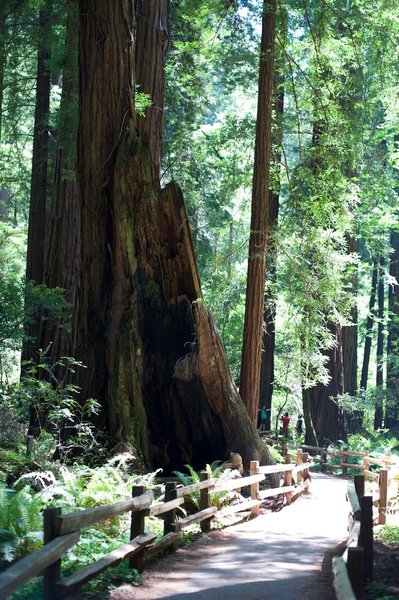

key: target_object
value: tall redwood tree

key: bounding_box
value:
[240,0,276,423]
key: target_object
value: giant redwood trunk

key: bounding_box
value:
[30,0,276,473]
[240,0,276,423]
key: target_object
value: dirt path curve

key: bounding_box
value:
[110,473,349,600]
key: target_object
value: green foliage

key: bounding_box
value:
[0,223,71,386]
[0,460,163,597]
[375,525,399,546]
[135,85,152,117]
[173,461,245,511]
[9,352,101,463]
[347,429,399,455]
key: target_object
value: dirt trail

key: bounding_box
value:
[110,473,349,600]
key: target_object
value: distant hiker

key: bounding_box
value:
[295,414,303,436]
[279,412,290,437]
[259,406,267,431]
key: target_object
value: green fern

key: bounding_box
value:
[0,484,43,563]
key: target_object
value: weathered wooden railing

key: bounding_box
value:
[263,436,396,480]
[333,474,375,600]
[0,451,312,599]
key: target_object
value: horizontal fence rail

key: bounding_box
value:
[0,451,312,599]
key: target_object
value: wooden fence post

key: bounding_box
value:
[379,468,388,525]
[283,457,293,505]
[342,447,348,475]
[130,485,146,571]
[321,446,328,473]
[383,453,391,470]
[200,471,212,533]
[281,440,288,457]
[302,452,309,481]
[43,507,61,600]
[359,495,373,582]
[164,482,177,535]
[363,450,369,475]
[250,461,260,516]
[354,474,365,500]
[347,546,364,599]
[297,449,303,484]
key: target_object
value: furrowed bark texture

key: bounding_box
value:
[240,0,276,423]
[135,0,168,177]
[38,0,81,366]
[74,0,136,415]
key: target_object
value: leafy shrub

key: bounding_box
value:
[375,525,399,547]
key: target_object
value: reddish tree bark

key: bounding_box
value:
[259,50,285,431]
[135,0,168,178]
[240,0,276,423]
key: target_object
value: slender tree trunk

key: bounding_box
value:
[385,229,399,427]
[302,388,318,446]
[26,3,52,283]
[343,233,361,432]
[0,6,6,143]
[29,0,80,369]
[23,2,52,362]
[259,50,284,431]
[342,234,358,395]
[0,4,11,218]
[240,0,276,423]
[360,258,378,390]
[374,255,385,429]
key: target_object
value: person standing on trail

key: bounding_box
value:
[295,414,303,437]
[279,412,290,437]
[258,406,267,431]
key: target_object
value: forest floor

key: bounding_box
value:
[108,473,350,600]
[367,536,399,598]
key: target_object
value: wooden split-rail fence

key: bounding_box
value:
[333,475,376,600]
[0,451,312,600]
[264,436,394,483]
[262,437,399,600]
